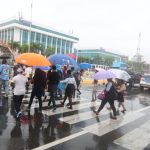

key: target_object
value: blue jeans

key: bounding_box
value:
[1,80,9,95]
[48,91,56,108]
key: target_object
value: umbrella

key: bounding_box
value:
[48,54,79,69]
[33,66,50,70]
[93,70,116,80]
[16,53,51,67]
[95,68,105,71]
[66,53,77,59]
[108,69,131,81]
[79,63,91,69]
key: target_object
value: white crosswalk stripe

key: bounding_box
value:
[114,120,150,150]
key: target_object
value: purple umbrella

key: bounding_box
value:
[93,70,116,80]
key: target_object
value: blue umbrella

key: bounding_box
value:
[48,54,79,70]
[32,66,50,70]
[79,63,91,69]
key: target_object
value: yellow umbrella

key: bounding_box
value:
[16,53,51,66]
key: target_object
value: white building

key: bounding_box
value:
[0,17,79,54]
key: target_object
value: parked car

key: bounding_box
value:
[126,71,142,88]
[140,74,150,90]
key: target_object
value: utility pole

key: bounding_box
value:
[28,0,33,52]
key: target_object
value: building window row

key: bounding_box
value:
[0,28,73,54]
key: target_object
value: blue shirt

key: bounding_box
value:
[0,64,11,80]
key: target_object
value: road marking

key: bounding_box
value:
[32,130,87,150]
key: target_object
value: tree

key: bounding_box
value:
[45,47,55,57]
[19,44,28,53]
[8,41,20,51]
[30,43,44,54]
[77,56,87,63]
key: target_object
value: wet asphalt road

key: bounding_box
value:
[0,84,150,150]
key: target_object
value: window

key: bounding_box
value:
[31,32,35,43]
[57,39,61,54]
[42,34,46,47]
[62,40,65,54]
[22,30,28,44]
[47,36,52,47]
[36,33,41,43]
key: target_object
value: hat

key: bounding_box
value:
[17,68,23,73]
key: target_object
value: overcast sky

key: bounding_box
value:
[0,0,150,62]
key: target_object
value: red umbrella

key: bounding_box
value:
[66,53,77,59]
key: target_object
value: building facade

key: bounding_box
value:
[75,48,128,69]
[76,48,126,62]
[0,17,79,54]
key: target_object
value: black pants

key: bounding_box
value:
[28,89,42,111]
[13,95,24,113]
[97,98,117,116]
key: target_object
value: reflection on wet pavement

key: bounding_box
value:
[0,85,150,150]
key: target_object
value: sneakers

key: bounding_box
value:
[67,106,72,110]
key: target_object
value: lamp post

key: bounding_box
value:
[28,0,33,52]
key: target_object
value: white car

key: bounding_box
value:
[140,74,150,90]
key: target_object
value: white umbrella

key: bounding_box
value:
[108,69,131,81]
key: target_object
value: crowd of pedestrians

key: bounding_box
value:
[0,58,127,121]
[0,60,84,119]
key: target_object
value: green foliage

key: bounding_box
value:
[19,44,28,53]
[45,47,55,57]
[8,41,20,50]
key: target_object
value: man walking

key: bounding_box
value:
[47,65,60,111]
[0,59,11,97]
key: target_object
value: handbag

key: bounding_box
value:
[97,91,106,100]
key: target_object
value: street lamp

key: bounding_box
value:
[28,0,33,52]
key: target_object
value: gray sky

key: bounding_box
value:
[1,0,150,62]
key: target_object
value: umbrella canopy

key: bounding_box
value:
[108,69,131,81]
[79,63,91,69]
[16,53,51,67]
[66,53,77,59]
[95,68,105,71]
[93,70,116,80]
[48,54,79,69]
[32,66,50,70]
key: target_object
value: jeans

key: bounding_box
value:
[48,91,56,108]
[1,80,9,95]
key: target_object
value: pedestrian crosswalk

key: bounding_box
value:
[6,88,150,150]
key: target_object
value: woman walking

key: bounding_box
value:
[94,78,117,120]
[60,70,77,109]
[116,79,126,113]
[28,68,46,113]
[11,68,28,119]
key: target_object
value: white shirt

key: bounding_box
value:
[105,82,112,92]
[61,77,77,89]
[12,74,28,95]
[25,67,32,78]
